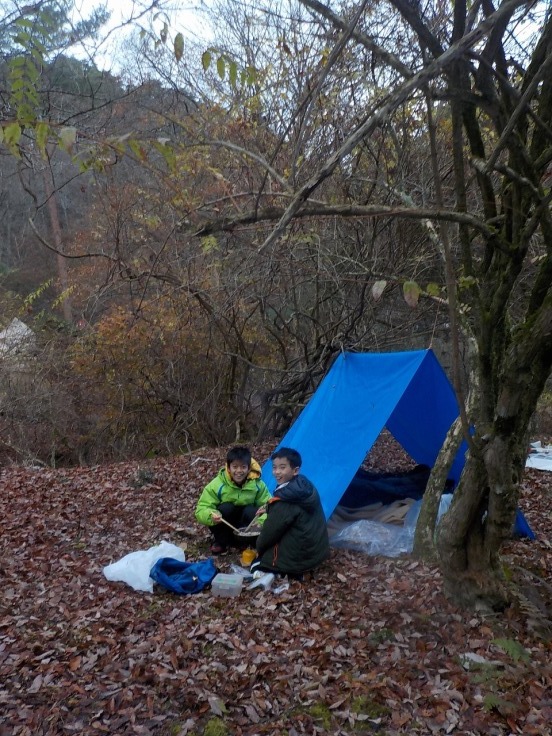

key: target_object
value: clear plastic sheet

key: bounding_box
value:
[228,564,254,582]
[329,506,419,557]
[329,494,454,557]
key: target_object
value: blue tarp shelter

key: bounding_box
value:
[261,349,534,538]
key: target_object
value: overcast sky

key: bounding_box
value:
[70,0,212,70]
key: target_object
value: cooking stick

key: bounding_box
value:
[217,516,241,534]
[241,516,260,533]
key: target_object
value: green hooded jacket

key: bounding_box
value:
[195,459,271,526]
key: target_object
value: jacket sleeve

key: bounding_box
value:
[254,482,272,525]
[256,503,298,555]
[255,482,272,507]
[195,477,223,526]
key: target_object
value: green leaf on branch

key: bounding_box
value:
[403,280,421,307]
[425,282,441,297]
[174,33,184,62]
[201,235,218,253]
[14,17,35,29]
[458,275,477,289]
[229,61,237,88]
[216,56,225,80]
[153,139,176,173]
[35,121,49,158]
[59,126,77,152]
[129,139,147,162]
[23,279,53,309]
[202,51,212,71]
[244,66,257,85]
[3,123,22,156]
[52,285,76,310]
[10,78,26,92]
[14,31,31,46]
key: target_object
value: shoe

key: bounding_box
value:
[247,572,275,591]
[210,543,228,555]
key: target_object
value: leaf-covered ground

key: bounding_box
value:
[1,437,551,736]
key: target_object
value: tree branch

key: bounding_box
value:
[28,218,117,261]
[300,0,413,79]
[257,0,529,254]
[193,203,494,237]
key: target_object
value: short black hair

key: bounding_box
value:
[227,446,252,465]
[271,447,301,468]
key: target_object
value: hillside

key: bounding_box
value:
[1,438,551,736]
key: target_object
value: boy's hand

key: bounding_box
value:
[211,512,222,523]
[255,505,267,517]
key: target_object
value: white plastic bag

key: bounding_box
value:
[103,540,186,592]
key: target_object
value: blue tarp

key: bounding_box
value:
[261,349,534,539]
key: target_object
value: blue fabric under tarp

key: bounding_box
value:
[341,467,533,540]
[341,465,437,506]
[261,349,534,540]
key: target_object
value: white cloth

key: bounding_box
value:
[525,441,552,471]
[103,540,185,592]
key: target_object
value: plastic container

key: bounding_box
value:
[211,573,243,597]
[240,548,256,567]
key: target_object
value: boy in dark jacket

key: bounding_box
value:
[251,447,329,577]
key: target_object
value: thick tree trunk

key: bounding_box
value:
[436,437,515,612]
[436,321,552,611]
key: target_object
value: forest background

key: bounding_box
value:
[4,0,548,468]
[0,0,550,467]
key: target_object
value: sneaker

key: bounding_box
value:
[210,543,228,555]
[247,572,275,591]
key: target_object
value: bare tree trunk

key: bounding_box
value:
[414,338,477,562]
[412,416,464,563]
[43,163,72,324]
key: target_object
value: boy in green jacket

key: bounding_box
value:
[195,446,271,555]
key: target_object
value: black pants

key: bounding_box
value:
[250,558,304,581]
[211,502,257,548]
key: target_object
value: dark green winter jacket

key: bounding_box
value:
[255,474,329,575]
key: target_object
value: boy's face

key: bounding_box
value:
[228,460,249,485]
[272,457,299,485]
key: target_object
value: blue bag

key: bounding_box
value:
[149,557,217,594]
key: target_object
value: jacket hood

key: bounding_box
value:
[248,458,262,479]
[272,474,319,509]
